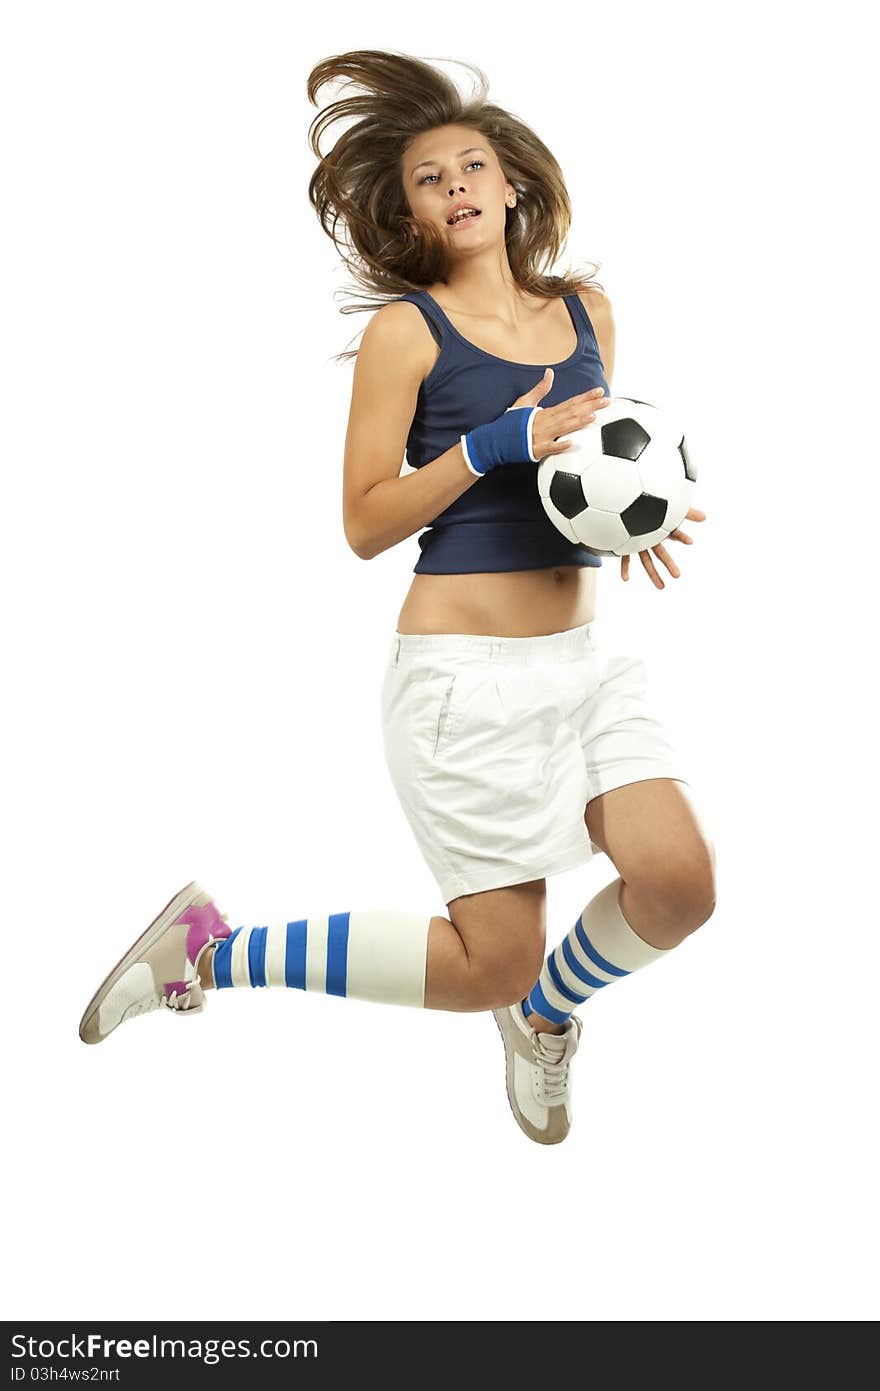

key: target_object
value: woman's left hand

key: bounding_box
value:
[620,507,707,588]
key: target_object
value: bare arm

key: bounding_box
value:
[342,303,480,561]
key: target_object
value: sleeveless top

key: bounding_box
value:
[395,286,610,574]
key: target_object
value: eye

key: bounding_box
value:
[419,159,484,186]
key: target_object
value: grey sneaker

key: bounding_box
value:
[492,1001,583,1144]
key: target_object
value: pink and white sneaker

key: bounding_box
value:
[78,881,232,1044]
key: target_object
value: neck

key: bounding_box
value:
[435,255,531,319]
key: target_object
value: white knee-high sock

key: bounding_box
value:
[522,877,671,1026]
[211,910,432,1007]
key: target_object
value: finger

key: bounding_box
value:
[640,549,665,589]
[554,408,598,443]
[621,554,629,581]
[652,543,680,577]
[667,528,693,544]
[686,508,706,521]
[566,402,600,428]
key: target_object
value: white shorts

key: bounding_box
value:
[379,619,689,906]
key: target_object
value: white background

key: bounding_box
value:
[2,0,877,1323]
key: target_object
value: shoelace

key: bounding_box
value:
[531,1017,582,1102]
[164,984,200,1012]
[532,1035,572,1102]
[162,930,224,1014]
[122,981,199,1024]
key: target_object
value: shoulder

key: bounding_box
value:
[359,298,437,378]
[575,284,613,324]
[363,297,425,343]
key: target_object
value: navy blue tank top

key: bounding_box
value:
[395,287,610,575]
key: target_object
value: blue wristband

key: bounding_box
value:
[460,406,542,477]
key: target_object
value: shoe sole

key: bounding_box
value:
[78,880,210,1044]
[491,1008,568,1146]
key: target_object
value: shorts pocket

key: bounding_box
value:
[383,666,466,776]
[432,673,459,759]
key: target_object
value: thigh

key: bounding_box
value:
[585,778,715,890]
[447,878,547,989]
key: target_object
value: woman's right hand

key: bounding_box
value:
[508,367,611,459]
[461,371,611,478]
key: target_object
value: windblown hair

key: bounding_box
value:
[306,49,604,363]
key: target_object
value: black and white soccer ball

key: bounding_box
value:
[537,397,697,556]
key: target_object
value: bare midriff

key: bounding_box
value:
[395,564,598,638]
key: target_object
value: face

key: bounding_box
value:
[401,124,515,246]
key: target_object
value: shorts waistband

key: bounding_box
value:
[389,620,598,668]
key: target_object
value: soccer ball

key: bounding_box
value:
[537,397,697,556]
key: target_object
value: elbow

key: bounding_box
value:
[345,510,386,560]
[344,498,376,560]
[344,524,375,561]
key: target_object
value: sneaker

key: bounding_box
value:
[79,881,232,1044]
[492,1001,583,1144]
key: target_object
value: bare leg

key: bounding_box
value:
[197,878,548,1015]
[525,881,688,1034]
[528,779,716,1034]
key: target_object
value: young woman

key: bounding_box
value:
[79,50,716,1146]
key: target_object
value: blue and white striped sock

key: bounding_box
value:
[210,909,432,1007]
[522,878,671,1026]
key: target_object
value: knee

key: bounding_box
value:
[469,948,545,1012]
[632,841,717,936]
[661,859,716,934]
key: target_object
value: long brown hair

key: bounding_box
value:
[306,49,604,363]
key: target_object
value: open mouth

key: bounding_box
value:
[447,208,481,227]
